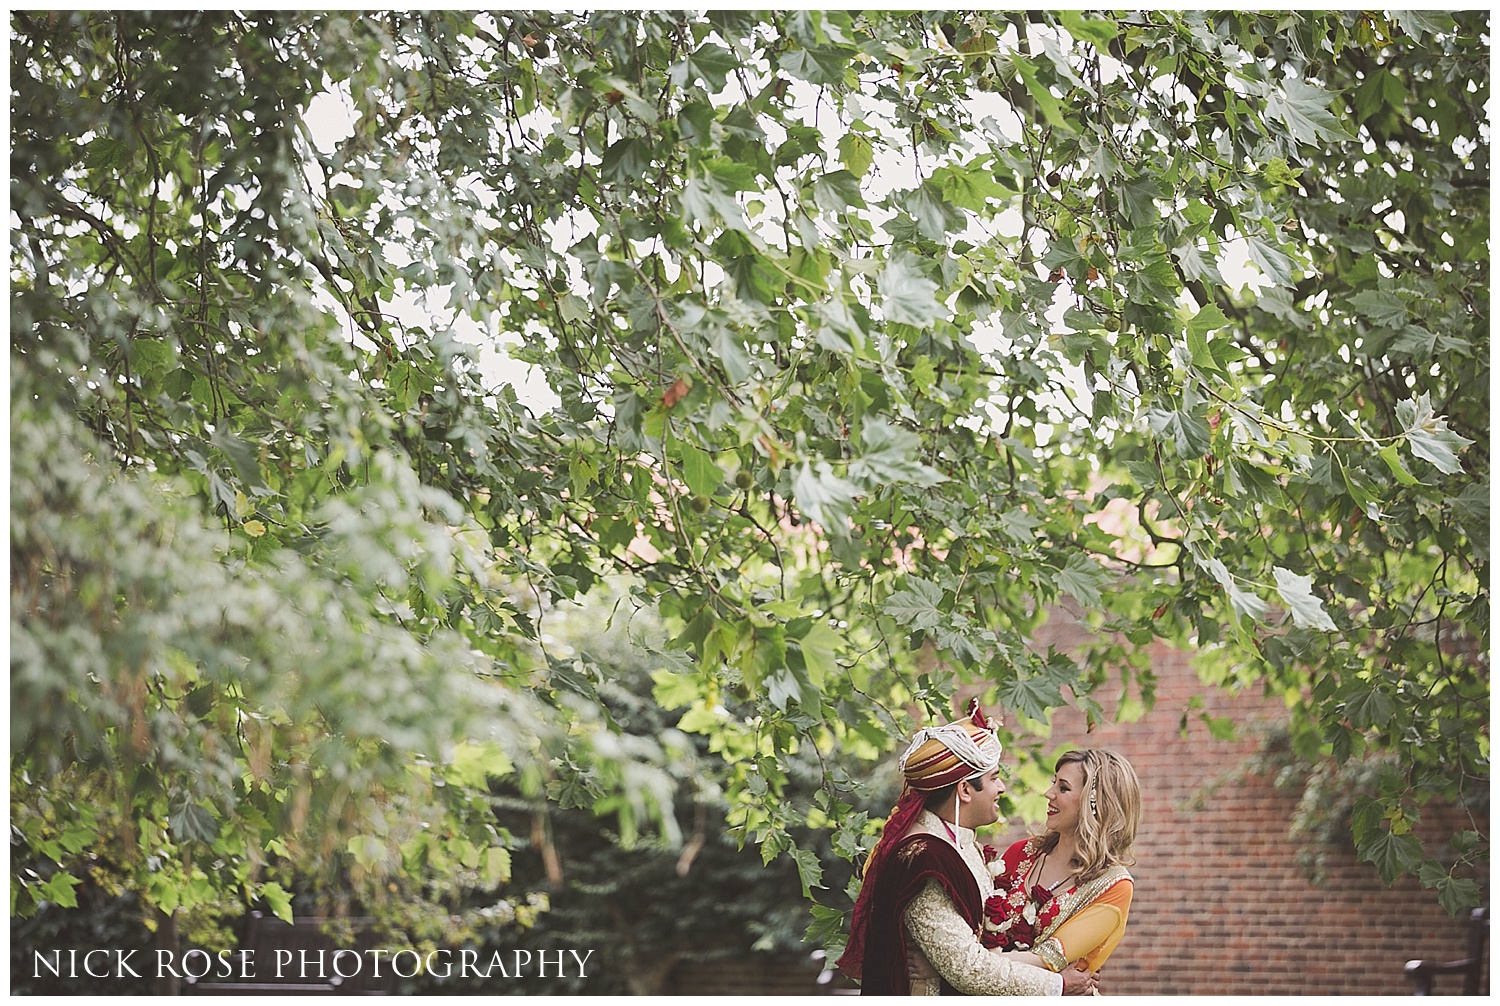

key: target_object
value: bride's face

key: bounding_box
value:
[1044,761,1088,836]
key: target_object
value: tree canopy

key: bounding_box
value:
[11,8,1487,944]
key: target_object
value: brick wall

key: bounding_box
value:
[983,610,1485,996]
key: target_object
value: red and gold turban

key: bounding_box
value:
[898,706,1004,791]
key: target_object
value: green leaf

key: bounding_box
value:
[210,428,263,487]
[1196,554,1270,620]
[934,160,1013,211]
[601,137,652,182]
[651,668,701,710]
[879,254,944,326]
[806,902,847,947]
[1057,10,1118,47]
[677,441,721,496]
[790,845,825,898]
[767,669,804,711]
[813,169,866,212]
[1267,78,1348,144]
[703,155,759,192]
[1200,713,1238,740]
[1186,328,1220,374]
[480,845,512,888]
[1011,55,1072,132]
[1224,457,1280,503]
[1348,290,1408,329]
[701,317,753,382]
[1173,240,1225,285]
[791,461,858,530]
[727,249,783,304]
[933,621,983,666]
[1340,682,1395,729]
[1358,827,1424,886]
[904,182,966,241]
[128,335,174,376]
[1261,156,1302,186]
[1119,174,1165,228]
[684,43,737,92]
[998,509,1042,541]
[1398,393,1473,475]
[1389,326,1436,358]
[1054,553,1106,608]
[849,418,946,487]
[678,101,715,145]
[780,46,849,86]
[839,131,874,177]
[1186,303,1231,342]
[1378,444,1423,486]
[1450,831,1485,855]
[260,881,294,924]
[1272,566,1338,631]
[1353,70,1407,122]
[38,871,81,909]
[58,823,97,855]
[884,577,945,631]
[1348,797,1383,848]
[678,704,721,735]
[170,800,220,843]
[1388,10,1456,42]
[347,835,387,869]
[997,668,1065,722]
[1244,233,1296,288]
[550,657,601,698]
[1433,873,1484,917]
[448,739,514,788]
[794,621,844,685]
[1146,407,1212,458]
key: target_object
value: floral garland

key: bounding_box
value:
[979,839,1064,951]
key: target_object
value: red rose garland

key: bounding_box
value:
[982,842,1066,951]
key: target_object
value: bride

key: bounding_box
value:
[980,749,1141,978]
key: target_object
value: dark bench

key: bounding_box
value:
[1405,907,1488,995]
[185,979,344,995]
[183,911,392,995]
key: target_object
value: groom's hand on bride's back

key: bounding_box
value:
[905,947,938,983]
[1061,965,1098,995]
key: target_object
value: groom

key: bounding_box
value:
[835,702,1096,995]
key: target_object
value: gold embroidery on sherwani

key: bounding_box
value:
[899,812,1063,997]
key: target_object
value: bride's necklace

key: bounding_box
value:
[1033,851,1070,897]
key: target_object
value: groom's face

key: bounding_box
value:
[957,768,1004,829]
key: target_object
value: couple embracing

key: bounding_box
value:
[837,702,1141,996]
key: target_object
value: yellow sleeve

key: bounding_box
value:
[1050,878,1133,972]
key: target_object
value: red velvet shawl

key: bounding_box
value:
[836,830,983,994]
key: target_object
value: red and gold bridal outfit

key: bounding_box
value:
[982,836,1134,974]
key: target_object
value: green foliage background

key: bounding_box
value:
[10,7,1487,960]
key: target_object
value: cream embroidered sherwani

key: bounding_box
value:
[901,811,1063,996]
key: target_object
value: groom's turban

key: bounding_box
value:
[898,703,1003,791]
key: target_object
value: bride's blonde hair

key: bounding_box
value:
[1038,748,1141,884]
